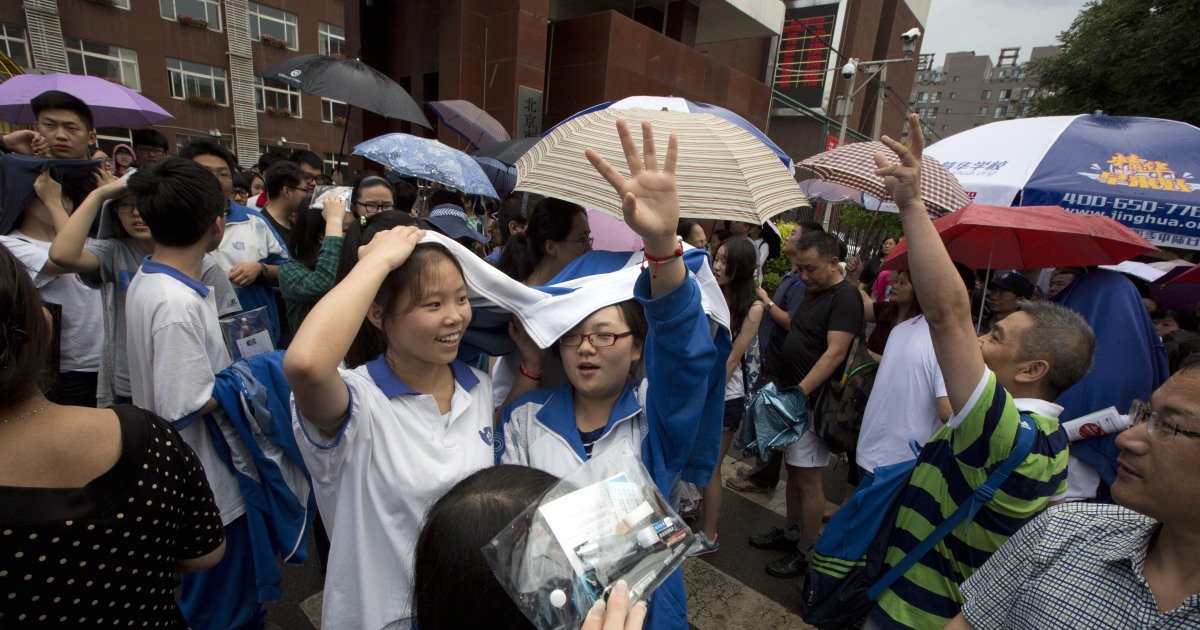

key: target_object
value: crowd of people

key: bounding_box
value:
[1,87,1198,630]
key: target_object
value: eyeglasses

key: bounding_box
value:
[287,185,313,195]
[136,146,166,157]
[1129,399,1200,443]
[115,202,139,216]
[560,331,634,348]
[564,235,594,247]
[355,201,394,214]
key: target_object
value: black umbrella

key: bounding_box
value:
[259,55,431,155]
[471,137,538,165]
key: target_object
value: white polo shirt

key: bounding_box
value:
[211,202,288,271]
[292,356,495,630]
[125,258,245,525]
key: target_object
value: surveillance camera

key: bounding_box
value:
[841,62,857,79]
[900,28,921,42]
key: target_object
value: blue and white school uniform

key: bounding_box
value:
[212,202,289,341]
[497,271,718,630]
[292,356,495,630]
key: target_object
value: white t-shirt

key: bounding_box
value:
[212,205,288,271]
[1,233,103,372]
[292,356,495,630]
[125,258,245,525]
[856,316,948,472]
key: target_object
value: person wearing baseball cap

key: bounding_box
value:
[423,189,488,253]
[985,270,1036,332]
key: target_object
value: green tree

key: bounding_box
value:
[1027,0,1200,124]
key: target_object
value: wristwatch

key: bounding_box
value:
[259,262,268,279]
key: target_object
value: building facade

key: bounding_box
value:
[2,0,350,171]
[1,0,930,178]
[907,45,1060,143]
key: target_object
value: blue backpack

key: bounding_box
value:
[800,415,1037,629]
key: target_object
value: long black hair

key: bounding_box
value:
[496,197,583,282]
[414,465,558,630]
[287,197,322,269]
[717,237,759,336]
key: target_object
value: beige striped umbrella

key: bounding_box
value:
[515,108,809,223]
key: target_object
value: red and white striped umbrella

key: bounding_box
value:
[798,141,970,216]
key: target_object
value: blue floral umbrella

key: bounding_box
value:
[353,133,499,199]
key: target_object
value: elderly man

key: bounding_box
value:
[949,363,1200,628]
[864,114,1096,630]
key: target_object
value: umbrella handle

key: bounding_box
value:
[338,104,353,168]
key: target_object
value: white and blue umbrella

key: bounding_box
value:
[353,133,499,198]
[926,114,1200,252]
[549,95,794,173]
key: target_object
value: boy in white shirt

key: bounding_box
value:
[124,157,264,630]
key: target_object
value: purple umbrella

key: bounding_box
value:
[0,73,173,127]
[426,100,510,150]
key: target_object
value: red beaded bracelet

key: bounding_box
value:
[643,238,684,279]
[518,362,543,380]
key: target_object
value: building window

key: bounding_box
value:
[932,92,942,102]
[994,106,1008,119]
[166,58,229,105]
[0,24,31,69]
[944,108,952,115]
[922,123,934,135]
[1021,88,1035,100]
[981,90,991,100]
[978,106,988,116]
[64,37,141,92]
[942,125,948,131]
[321,98,348,124]
[949,92,955,99]
[159,0,222,31]
[953,76,960,83]
[318,22,344,57]
[998,70,1007,79]
[324,152,348,179]
[998,89,1012,100]
[255,77,301,117]
[918,92,929,103]
[249,2,299,50]
[95,127,133,154]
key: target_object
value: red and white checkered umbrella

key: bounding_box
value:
[798,141,970,216]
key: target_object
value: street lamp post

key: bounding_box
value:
[834,29,921,145]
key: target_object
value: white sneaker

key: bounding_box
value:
[686,532,719,557]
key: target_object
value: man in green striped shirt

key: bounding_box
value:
[865,114,1096,630]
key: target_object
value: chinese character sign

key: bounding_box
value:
[517,86,543,140]
[1095,153,1195,193]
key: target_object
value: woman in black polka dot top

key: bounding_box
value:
[0,246,226,628]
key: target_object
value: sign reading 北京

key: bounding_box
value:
[517,86,543,139]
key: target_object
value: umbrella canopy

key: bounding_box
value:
[880,203,1157,271]
[259,55,430,127]
[1165,264,1200,285]
[925,114,1200,252]
[0,73,173,127]
[473,137,539,165]
[473,156,517,196]
[798,140,970,216]
[1149,265,1200,310]
[515,107,808,224]
[426,100,510,150]
[553,95,794,173]
[799,178,864,204]
[353,133,498,198]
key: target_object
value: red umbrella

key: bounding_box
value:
[880,204,1157,271]
[1164,264,1200,285]
[797,140,970,216]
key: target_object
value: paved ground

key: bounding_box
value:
[264,452,854,629]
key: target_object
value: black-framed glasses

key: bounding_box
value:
[115,202,139,216]
[1129,399,1200,443]
[563,235,594,247]
[355,201,394,214]
[560,331,634,348]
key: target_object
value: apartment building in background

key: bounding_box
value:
[907,45,1060,143]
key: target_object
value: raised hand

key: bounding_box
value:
[357,225,426,271]
[585,119,680,254]
[321,196,347,226]
[874,112,926,213]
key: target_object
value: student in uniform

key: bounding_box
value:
[284,219,541,628]
[497,120,717,630]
